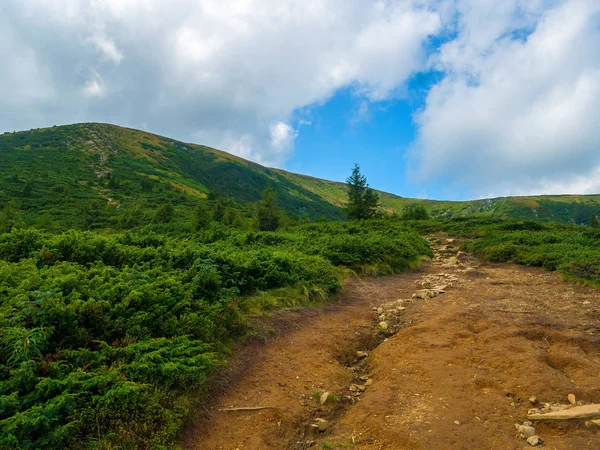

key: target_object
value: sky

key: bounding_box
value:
[1,0,600,200]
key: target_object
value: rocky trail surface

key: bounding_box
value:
[185,237,600,449]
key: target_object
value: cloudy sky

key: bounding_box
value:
[2,0,599,200]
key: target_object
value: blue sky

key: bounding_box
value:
[2,0,600,200]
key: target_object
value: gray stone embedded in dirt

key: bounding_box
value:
[527,435,543,446]
[529,396,538,405]
[319,391,330,405]
[516,424,536,438]
[568,394,576,405]
[364,378,373,386]
[356,351,368,359]
[379,321,388,330]
[377,307,383,315]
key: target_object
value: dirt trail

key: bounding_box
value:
[185,237,600,450]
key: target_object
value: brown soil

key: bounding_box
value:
[184,237,600,450]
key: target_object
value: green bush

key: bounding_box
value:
[0,221,430,448]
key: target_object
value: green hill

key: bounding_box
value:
[1,123,599,229]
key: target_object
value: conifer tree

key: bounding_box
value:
[193,202,213,230]
[590,214,600,228]
[257,184,281,231]
[155,201,174,223]
[346,164,379,220]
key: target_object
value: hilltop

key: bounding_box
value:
[1,123,599,229]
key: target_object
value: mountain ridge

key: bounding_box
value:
[1,122,599,227]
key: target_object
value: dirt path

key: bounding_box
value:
[185,237,600,449]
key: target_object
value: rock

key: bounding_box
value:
[379,321,388,330]
[356,351,368,359]
[516,424,536,438]
[589,419,600,427]
[377,307,383,315]
[349,385,358,392]
[364,379,373,386]
[357,385,366,392]
[568,394,576,405]
[415,289,430,299]
[527,404,600,420]
[311,418,330,432]
[456,251,469,262]
[453,420,461,425]
[465,267,476,274]
[319,391,330,405]
[529,396,538,405]
[527,435,542,446]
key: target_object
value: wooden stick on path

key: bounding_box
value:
[219,406,279,412]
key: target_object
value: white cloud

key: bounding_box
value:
[83,72,106,98]
[1,0,441,167]
[413,0,600,197]
[90,35,124,64]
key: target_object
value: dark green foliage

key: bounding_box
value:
[193,202,213,230]
[0,220,429,448]
[590,214,600,228]
[154,201,174,223]
[402,204,430,220]
[346,164,379,220]
[256,185,282,231]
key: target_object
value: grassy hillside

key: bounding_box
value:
[0,123,345,230]
[1,123,599,229]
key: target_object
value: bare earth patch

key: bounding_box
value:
[184,237,600,449]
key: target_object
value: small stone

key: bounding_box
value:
[356,351,368,359]
[379,321,388,330]
[364,379,373,386]
[454,420,461,425]
[517,425,536,438]
[529,396,538,405]
[415,289,430,299]
[589,419,600,427]
[319,391,330,405]
[349,385,358,392]
[377,307,383,314]
[527,435,542,446]
[311,418,330,432]
[567,394,576,405]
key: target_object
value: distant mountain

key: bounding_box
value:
[1,123,598,228]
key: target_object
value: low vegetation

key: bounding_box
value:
[0,219,430,449]
[407,217,600,286]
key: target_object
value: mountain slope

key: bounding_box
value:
[1,123,599,228]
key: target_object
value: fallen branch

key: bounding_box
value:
[219,406,279,412]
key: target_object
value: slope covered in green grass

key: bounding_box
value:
[1,123,599,228]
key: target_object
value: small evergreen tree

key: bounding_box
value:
[193,202,213,230]
[155,201,174,223]
[402,204,430,220]
[590,214,600,228]
[346,164,379,220]
[257,185,281,231]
